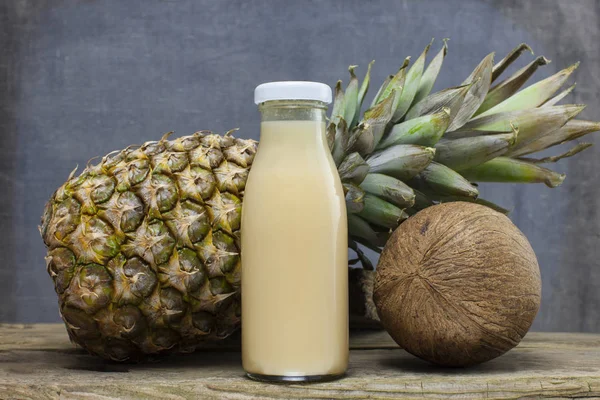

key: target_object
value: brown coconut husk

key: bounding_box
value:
[374,202,541,367]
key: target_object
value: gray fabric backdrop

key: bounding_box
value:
[1,0,599,331]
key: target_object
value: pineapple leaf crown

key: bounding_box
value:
[329,41,599,267]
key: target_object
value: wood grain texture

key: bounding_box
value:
[1,324,599,399]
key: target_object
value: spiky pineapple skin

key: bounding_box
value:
[40,131,257,361]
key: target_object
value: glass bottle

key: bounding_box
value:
[241,82,348,382]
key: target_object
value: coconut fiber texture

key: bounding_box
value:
[374,202,541,367]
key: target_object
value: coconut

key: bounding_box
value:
[374,202,541,367]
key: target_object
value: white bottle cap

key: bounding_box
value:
[254,81,332,105]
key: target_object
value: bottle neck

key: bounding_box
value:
[257,100,329,152]
[259,100,327,123]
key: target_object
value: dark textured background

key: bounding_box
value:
[1,0,599,331]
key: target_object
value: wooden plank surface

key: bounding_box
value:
[1,324,600,399]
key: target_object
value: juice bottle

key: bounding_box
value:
[242,81,348,382]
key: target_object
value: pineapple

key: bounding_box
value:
[40,132,257,360]
[41,42,600,361]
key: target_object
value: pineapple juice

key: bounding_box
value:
[242,86,348,381]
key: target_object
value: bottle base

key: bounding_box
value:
[246,372,345,383]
